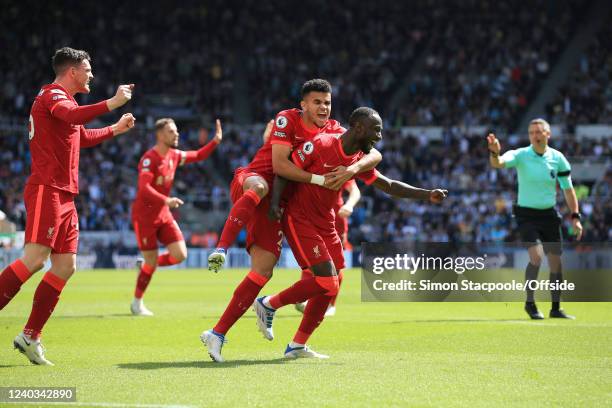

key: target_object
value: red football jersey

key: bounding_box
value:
[27,83,112,194]
[132,148,184,224]
[245,108,344,185]
[289,134,379,231]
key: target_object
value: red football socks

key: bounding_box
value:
[23,271,66,339]
[134,263,156,299]
[0,259,34,310]
[217,190,261,249]
[214,271,269,335]
[268,275,338,309]
[293,294,332,344]
[157,253,181,267]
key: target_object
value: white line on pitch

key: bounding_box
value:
[1,402,195,408]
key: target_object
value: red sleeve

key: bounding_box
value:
[356,168,380,185]
[291,140,316,170]
[181,140,219,165]
[80,126,114,148]
[48,98,109,125]
[269,112,296,147]
[138,172,167,205]
[343,179,357,191]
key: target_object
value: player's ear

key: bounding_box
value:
[300,99,306,111]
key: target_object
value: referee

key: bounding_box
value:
[488,118,583,319]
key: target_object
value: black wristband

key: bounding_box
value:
[571,212,581,221]
[489,150,499,157]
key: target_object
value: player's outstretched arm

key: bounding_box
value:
[271,144,326,187]
[268,175,289,221]
[183,119,222,164]
[80,113,135,148]
[372,173,448,203]
[51,84,134,125]
[487,133,505,168]
[325,148,382,190]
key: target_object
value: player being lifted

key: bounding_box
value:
[201,80,381,362]
[130,118,222,316]
[255,107,448,359]
[0,47,135,365]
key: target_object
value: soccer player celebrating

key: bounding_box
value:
[295,180,361,316]
[201,80,381,362]
[130,118,222,316]
[0,47,136,365]
[255,107,447,358]
[488,118,583,320]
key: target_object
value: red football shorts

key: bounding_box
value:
[230,168,283,258]
[133,218,184,251]
[283,210,345,271]
[24,184,79,254]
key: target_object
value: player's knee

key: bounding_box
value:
[173,251,187,263]
[252,268,273,279]
[25,259,46,274]
[56,264,76,280]
[250,183,268,198]
[529,255,542,267]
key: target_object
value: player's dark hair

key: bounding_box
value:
[52,47,91,75]
[349,107,379,127]
[301,79,332,98]
[155,118,175,133]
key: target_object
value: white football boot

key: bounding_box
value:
[13,332,54,366]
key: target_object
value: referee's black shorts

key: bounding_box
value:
[513,205,563,255]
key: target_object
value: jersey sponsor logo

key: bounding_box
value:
[297,150,305,162]
[276,115,288,129]
[52,95,67,101]
[303,141,314,155]
[274,131,286,138]
[143,158,151,167]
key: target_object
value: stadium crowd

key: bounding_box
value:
[547,18,612,126]
[0,0,609,247]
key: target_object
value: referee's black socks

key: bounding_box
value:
[525,263,540,303]
[550,267,562,311]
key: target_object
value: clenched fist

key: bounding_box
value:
[107,84,135,110]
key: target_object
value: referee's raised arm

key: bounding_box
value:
[487,133,505,168]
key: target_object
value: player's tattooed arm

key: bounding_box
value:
[324,148,382,190]
[372,173,448,203]
[268,175,288,221]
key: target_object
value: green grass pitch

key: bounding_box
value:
[0,268,610,407]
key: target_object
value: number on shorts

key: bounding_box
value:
[28,114,35,140]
